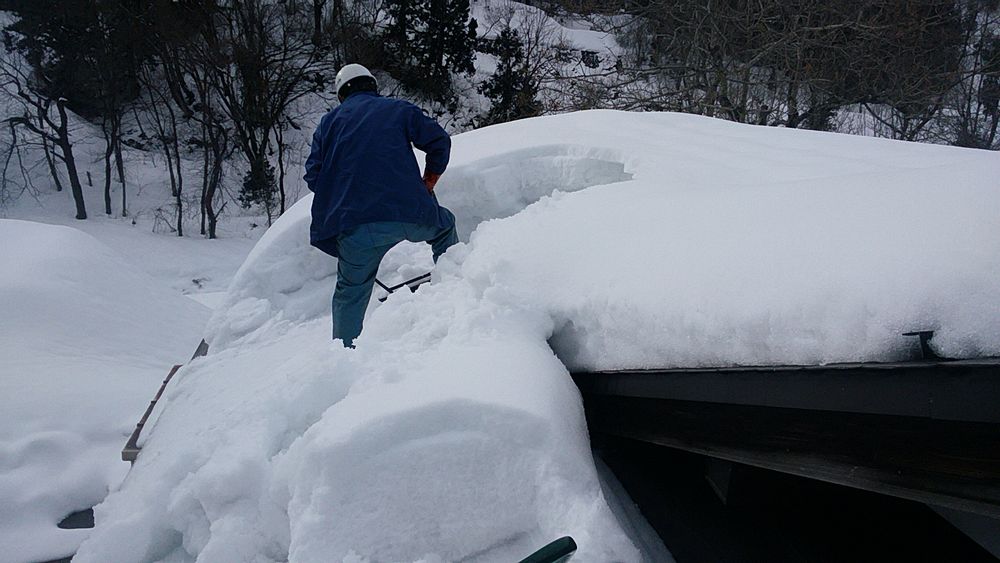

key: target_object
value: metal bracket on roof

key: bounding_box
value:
[903,330,946,361]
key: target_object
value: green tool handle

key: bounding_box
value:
[518,536,577,563]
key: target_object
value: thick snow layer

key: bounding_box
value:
[0,219,210,562]
[439,111,1000,368]
[77,110,999,562]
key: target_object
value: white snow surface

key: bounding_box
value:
[76,110,999,562]
[0,219,210,563]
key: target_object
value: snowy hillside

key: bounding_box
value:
[73,111,999,562]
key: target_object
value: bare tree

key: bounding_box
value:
[0,120,43,210]
[136,1,236,239]
[599,0,973,143]
[139,61,187,235]
[174,41,233,240]
[203,0,329,223]
[1,55,88,219]
[937,3,1000,149]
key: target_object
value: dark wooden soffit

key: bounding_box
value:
[582,395,1000,518]
[572,359,1000,424]
[573,359,1000,518]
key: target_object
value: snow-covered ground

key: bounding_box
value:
[0,220,214,562]
[0,112,263,560]
[69,110,999,562]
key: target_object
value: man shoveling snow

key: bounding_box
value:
[304,64,459,347]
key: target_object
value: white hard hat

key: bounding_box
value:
[335,64,377,96]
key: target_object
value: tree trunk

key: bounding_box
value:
[312,0,326,46]
[786,80,800,128]
[738,66,751,123]
[170,108,183,237]
[174,159,183,237]
[62,140,88,220]
[114,123,127,217]
[987,113,999,148]
[205,125,226,239]
[41,138,63,192]
[57,100,87,220]
[276,126,286,215]
[37,106,63,192]
[206,163,222,239]
[203,158,218,239]
[103,124,113,215]
[201,152,208,236]
[201,122,209,236]
[162,139,181,236]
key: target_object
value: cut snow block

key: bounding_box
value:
[438,144,633,240]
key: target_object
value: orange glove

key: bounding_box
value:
[423,171,442,194]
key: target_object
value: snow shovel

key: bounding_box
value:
[518,536,577,563]
[375,272,432,302]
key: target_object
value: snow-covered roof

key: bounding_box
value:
[75,110,1000,562]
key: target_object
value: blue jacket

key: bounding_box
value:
[304,91,451,257]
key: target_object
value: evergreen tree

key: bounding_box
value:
[439,0,477,76]
[479,28,541,126]
[3,1,98,114]
[238,158,278,224]
[386,0,414,54]
[3,0,154,118]
[385,0,478,101]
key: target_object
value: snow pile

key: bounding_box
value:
[76,251,647,561]
[77,110,999,562]
[0,219,210,562]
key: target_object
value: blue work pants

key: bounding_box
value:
[333,208,458,347]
